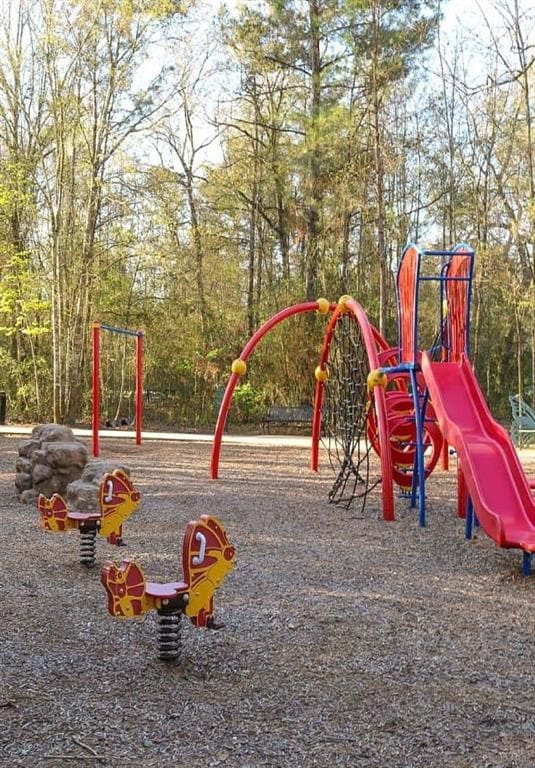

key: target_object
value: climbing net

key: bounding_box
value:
[321,313,380,511]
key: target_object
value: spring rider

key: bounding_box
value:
[38,470,141,567]
[101,514,236,662]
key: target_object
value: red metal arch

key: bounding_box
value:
[210,300,336,479]
[211,296,396,523]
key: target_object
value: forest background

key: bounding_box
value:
[0,0,533,429]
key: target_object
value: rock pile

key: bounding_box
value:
[15,424,88,504]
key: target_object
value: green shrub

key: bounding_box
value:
[232,382,266,424]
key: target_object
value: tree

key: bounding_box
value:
[34,0,191,421]
[0,0,50,419]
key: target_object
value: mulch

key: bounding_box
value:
[1,434,534,768]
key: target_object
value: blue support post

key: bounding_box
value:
[464,497,474,539]
[409,452,418,509]
[522,551,532,576]
[409,367,427,528]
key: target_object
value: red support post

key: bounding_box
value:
[92,322,100,458]
[457,464,468,519]
[135,331,143,446]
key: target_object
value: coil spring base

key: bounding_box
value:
[79,527,97,568]
[157,610,182,661]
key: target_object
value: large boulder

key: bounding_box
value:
[67,460,131,514]
[43,442,88,470]
[15,423,89,503]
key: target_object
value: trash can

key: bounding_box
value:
[0,392,6,424]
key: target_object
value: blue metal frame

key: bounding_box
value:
[465,498,474,539]
[386,243,476,527]
[410,366,426,526]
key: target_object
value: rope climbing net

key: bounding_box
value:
[321,313,381,511]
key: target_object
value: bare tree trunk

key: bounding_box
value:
[512,0,535,405]
[371,1,387,335]
[340,210,353,294]
[305,0,322,300]
[247,178,258,337]
[185,174,208,339]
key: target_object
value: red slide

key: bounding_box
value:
[421,352,535,552]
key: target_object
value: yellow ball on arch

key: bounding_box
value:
[338,294,353,313]
[315,365,329,382]
[316,297,330,314]
[231,358,247,376]
[367,369,388,390]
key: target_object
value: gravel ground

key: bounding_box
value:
[1,433,534,768]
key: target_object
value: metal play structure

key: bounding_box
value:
[92,322,144,457]
[212,242,535,574]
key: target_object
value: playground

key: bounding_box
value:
[1,432,535,768]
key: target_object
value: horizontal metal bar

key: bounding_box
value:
[99,323,143,337]
[422,249,474,257]
[379,363,418,375]
[417,275,470,282]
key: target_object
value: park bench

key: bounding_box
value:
[261,404,313,432]
[509,394,535,447]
